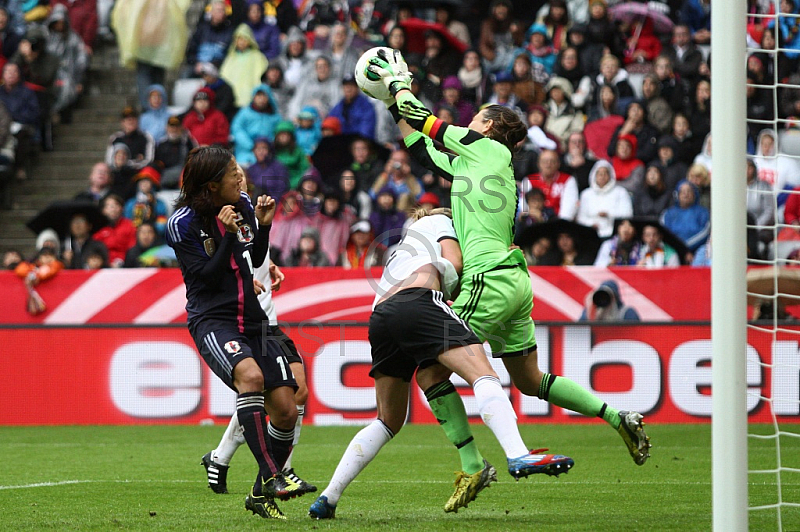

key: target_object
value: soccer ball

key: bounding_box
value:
[354,46,396,101]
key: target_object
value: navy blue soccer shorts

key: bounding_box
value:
[192,327,298,392]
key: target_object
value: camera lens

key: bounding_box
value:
[592,289,612,308]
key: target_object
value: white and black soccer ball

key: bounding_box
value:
[354,46,399,101]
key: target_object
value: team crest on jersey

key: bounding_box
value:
[232,211,254,243]
[203,238,216,257]
[224,341,241,354]
[237,224,254,243]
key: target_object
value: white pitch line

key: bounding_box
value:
[2,479,796,490]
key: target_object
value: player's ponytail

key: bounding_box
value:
[480,104,527,156]
[410,206,452,221]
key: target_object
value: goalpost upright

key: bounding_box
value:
[711,0,748,529]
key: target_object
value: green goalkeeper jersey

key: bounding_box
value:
[404,123,526,276]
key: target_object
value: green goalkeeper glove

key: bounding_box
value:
[366,49,412,97]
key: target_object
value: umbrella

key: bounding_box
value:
[625,217,690,265]
[398,18,469,55]
[311,134,391,184]
[609,2,674,35]
[515,219,603,259]
[26,200,108,240]
[746,267,800,309]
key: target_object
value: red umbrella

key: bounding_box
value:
[398,18,468,55]
[609,2,674,34]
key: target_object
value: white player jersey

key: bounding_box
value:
[254,245,277,325]
[372,214,459,308]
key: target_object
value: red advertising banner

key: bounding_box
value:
[0,267,712,325]
[2,324,798,426]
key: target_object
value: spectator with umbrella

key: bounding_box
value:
[61,214,107,268]
[637,219,683,267]
[594,217,642,266]
[515,218,601,266]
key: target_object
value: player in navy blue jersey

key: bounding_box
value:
[166,146,299,520]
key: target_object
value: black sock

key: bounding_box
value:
[236,392,279,495]
[266,422,294,473]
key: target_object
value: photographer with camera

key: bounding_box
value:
[368,148,422,211]
[579,279,641,321]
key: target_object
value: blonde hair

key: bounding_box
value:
[410,206,453,221]
[687,163,710,186]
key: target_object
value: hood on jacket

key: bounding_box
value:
[193,86,217,107]
[545,76,574,99]
[250,83,279,113]
[298,105,321,123]
[145,84,168,111]
[526,23,550,42]
[245,0,264,15]
[275,120,296,136]
[47,3,69,27]
[618,133,638,155]
[36,228,60,254]
[285,26,305,46]
[673,179,700,207]
[299,225,322,248]
[588,159,617,192]
[594,280,624,309]
[231,23,259,51]
[755,128,776,157]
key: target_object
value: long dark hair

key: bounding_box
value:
[174,146,235,223]
[480,104,527,155]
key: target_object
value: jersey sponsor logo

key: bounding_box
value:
[224,340,242,354]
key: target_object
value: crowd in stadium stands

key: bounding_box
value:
[6,0,800,271]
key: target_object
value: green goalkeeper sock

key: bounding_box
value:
[425,380,484,475]
[539,373,621,428]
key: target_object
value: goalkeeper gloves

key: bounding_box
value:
[366,49,412,97]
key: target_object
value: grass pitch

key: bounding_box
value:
[1,424,798,530]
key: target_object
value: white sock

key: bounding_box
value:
[321,420,394,506]
[283,405,304,472]
[212,413,246,466]
[473,375,529,458]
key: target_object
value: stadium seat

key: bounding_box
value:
[628,72,645,99]
[169,78,205,115]
[779,130,800,157]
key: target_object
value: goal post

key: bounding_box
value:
[711,0,748,529]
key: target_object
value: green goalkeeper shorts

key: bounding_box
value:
[451,265,537,357]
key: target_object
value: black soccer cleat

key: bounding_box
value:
[201,452,229,494]
[245,490,286,520]
[267,472,308,501]
[284,468,318,495]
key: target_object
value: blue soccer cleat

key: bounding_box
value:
[507,448,574,479]
[308,495,336,519]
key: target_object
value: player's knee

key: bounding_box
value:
[378,413,404,436]
[510,371,541,397]
[234,363,264,393]
[270,401,298,427]
[416,363,452,391]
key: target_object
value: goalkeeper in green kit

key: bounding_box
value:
[366,50,651,486]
